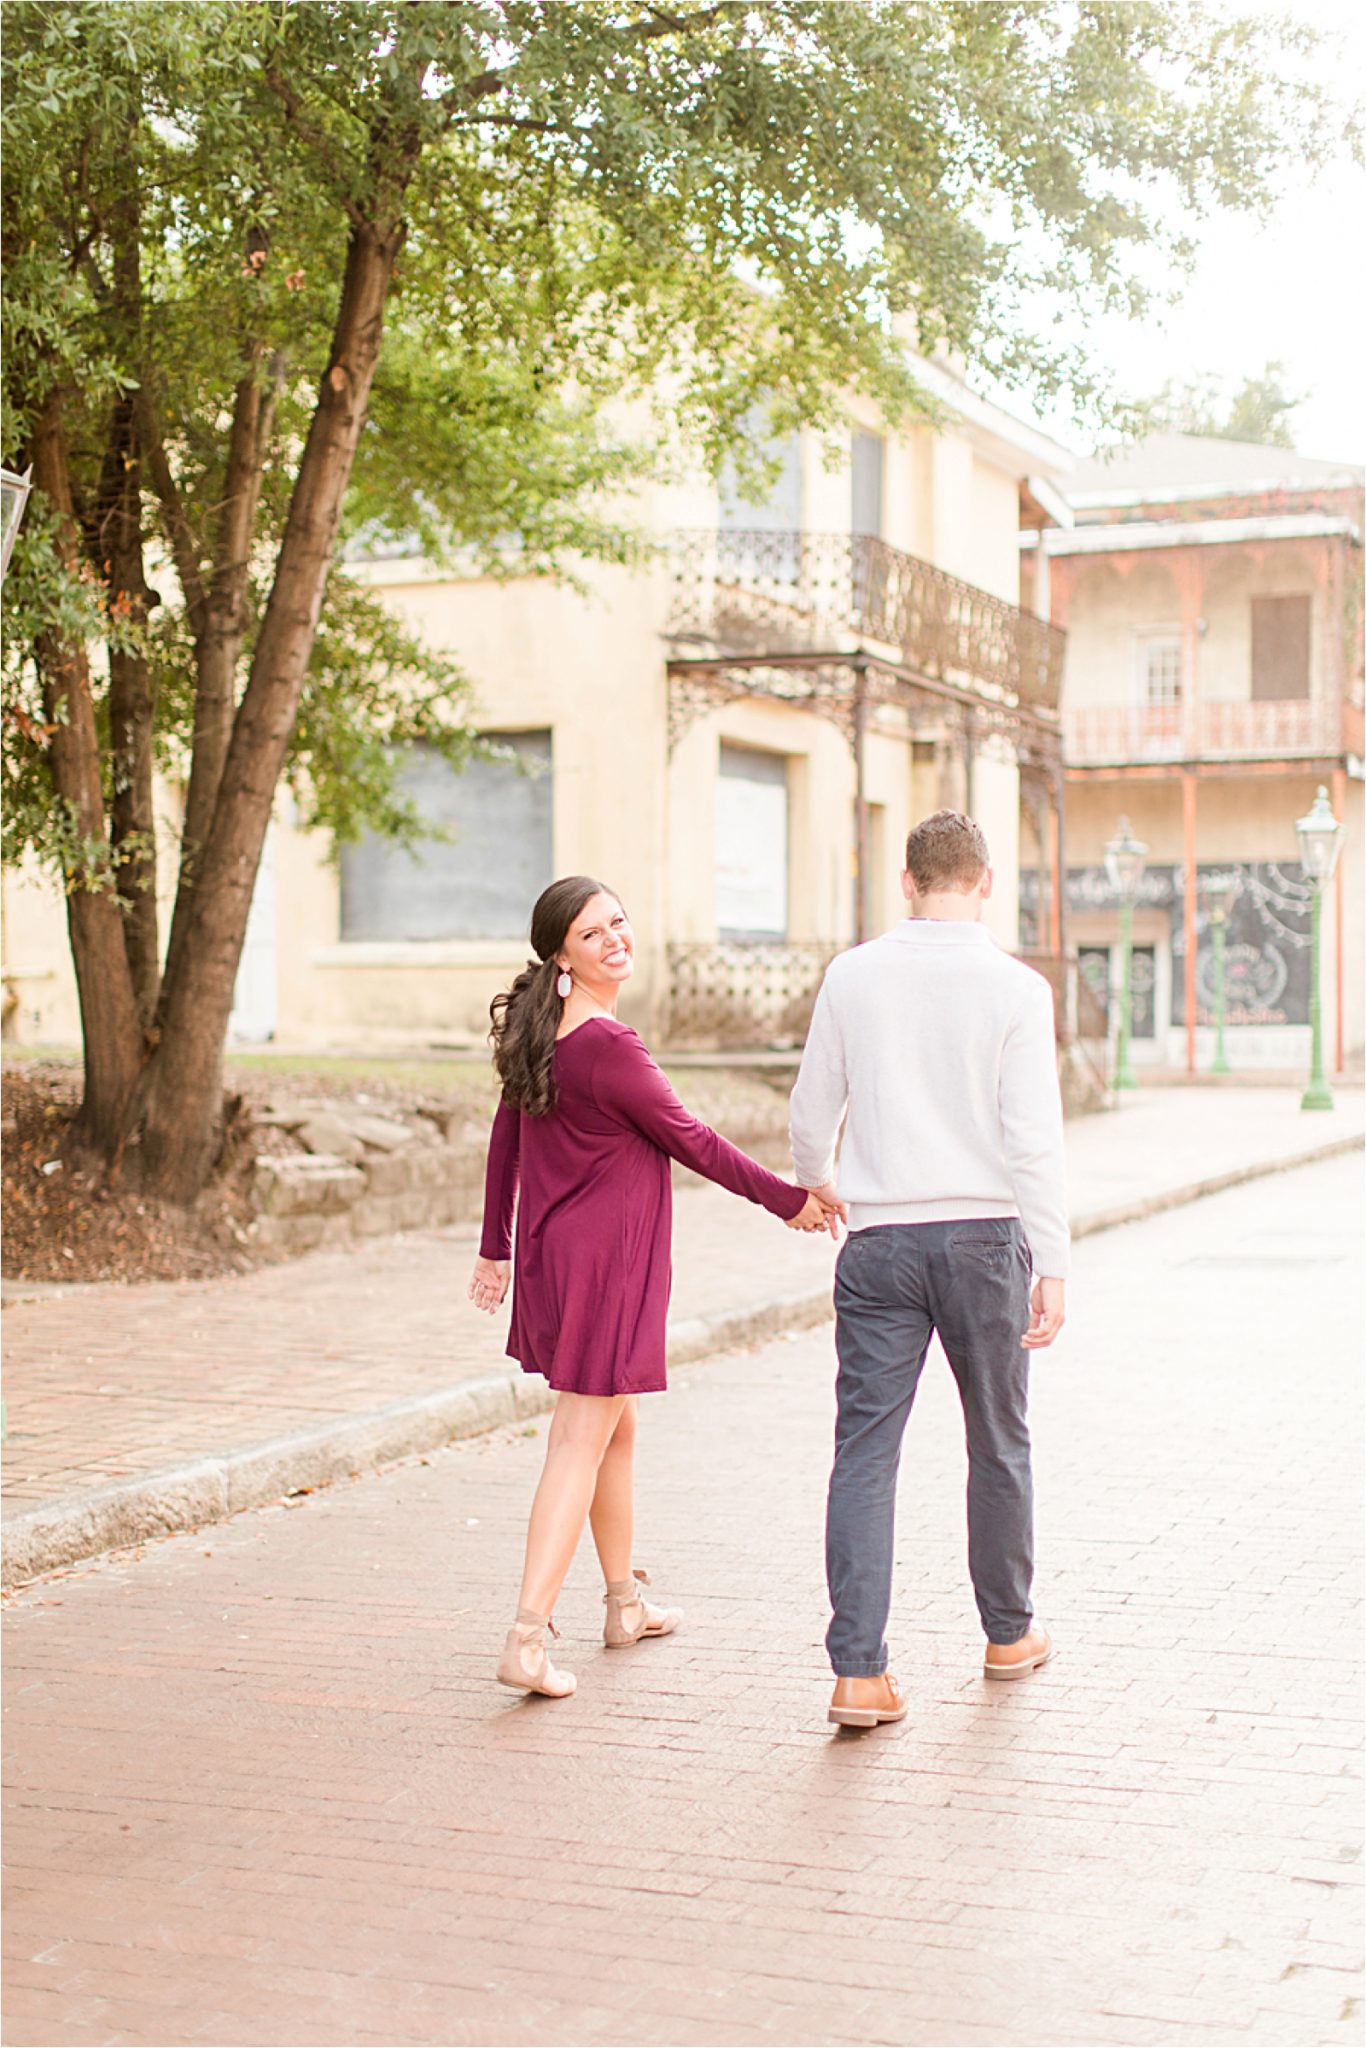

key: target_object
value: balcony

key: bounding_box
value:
[668,529,1064,714]
[1064,698,1363,768]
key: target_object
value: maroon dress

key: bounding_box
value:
[479,1016,808,1395]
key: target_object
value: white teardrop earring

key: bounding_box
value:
[556,969,572,999]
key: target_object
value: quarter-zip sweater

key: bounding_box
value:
[789,920,1070,1278]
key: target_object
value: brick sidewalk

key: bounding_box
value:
[3,1155,1361,2046]
[3,1085,1360,1528]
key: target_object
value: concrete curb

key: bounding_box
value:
[4,1131,1360,1588]
[1068,1131,1364,1242]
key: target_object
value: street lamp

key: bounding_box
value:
[1104,815,1148,1092]
[1202,871,1240,1078]
[1295,786,1345,1112]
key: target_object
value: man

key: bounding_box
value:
[790,809,1068,1729]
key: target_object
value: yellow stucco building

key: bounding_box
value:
[3,364,1074,1054]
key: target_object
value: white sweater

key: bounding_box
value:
[789,920,1070,1278]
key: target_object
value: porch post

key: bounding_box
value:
[853,661,870,944]
[1049,774,1065,956]
[1333,763,1347,1074]
[1183,770,1198,1075]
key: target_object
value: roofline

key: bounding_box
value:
[1025,473,1075,530]
[1021,511,1361,556]
[1066,468,1363,510]
[905,355,1076,483]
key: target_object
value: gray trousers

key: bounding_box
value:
[826,1218,1035,1676]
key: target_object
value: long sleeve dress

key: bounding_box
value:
[479,1015,809,1395]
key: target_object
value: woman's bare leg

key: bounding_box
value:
[588,1396,637,1586]
[517,1392,626,1618]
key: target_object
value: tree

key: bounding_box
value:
[2,0,1351,1202]
[1144,361,1306,448]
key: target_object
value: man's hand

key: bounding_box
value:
[786,1187,844,1237]
[1021,1276,1065,1349]
[469,1255,510,1313]
[783,1182,846,1238]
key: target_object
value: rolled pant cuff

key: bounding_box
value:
[831,1662,888,1678]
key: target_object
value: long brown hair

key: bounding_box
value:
[489,876,620,1115]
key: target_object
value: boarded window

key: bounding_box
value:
[715,744,788,940]
[719,427,802,534]
[339,731,553,942]
[1251,595,1311,701]
[851,430,884,538]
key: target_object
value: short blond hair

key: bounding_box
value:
[904,810,989,894]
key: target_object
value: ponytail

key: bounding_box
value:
[488,875,619,1116]
[489,957,563,1116]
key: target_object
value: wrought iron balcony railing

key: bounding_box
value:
[668,529,1064,714]
[664,941,839,1049]
[1064,698,1363,767]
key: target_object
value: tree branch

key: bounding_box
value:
[262,65,368,227]
[446,113,559,134]
[134,381,208,625]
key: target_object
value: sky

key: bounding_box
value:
[1012,0,1366,465]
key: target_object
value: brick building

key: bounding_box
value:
[1021,435,1363,1074]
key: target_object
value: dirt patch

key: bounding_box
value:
[3,1064,271,1285]
[0,1058,496,1286]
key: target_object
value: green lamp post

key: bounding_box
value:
[1104,815,1148,1092]
[1203,871,1240,1077]
[1295,786,1344,1112]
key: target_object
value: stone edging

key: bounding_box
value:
[4,1132,1360,1588]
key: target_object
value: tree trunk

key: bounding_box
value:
[30,387,144,1159]
[136,217,406,1200]
[100,390,161,1032]
[157,347,280,1012]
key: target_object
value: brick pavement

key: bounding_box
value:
[3,1153,1362,2046]
[3,1086,1360,1533]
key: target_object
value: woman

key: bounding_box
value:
[470,875,836,1699]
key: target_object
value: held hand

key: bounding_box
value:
[785,1188,845,1238]
[469,1255,510,1313]
[810,1181,849,1237]
[1021,1276,1065,1349]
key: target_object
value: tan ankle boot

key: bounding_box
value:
[603,1568,683,1647]
[496,1607,576,1697]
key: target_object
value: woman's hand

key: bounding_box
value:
[469,1256,511,1312]
[785,1189,845,1238]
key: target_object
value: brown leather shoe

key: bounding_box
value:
[828,1672,908,1728]
[983,1624,1051,1680]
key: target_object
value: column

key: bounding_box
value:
[1183,771,1198,1076]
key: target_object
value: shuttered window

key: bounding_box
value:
[719,428,802,534]
[715,744,789,940]
[851,430,885,539]
[339,731,553,941]
[1251,596,1311,701]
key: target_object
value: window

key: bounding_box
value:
[1251,595,1311,701]
[715,744,788,940]
[339,731,553,942]
[851,430,884,539]
[1137,631,1183,708]
[719,428,802,535]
